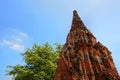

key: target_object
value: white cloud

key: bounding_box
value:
[11,43,24,51]
[19,32,28,38]
[2,40,13,45]
[1,31,29,51]
[2,40,24,51]
[14,37,23,43]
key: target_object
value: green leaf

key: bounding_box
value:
[7,42,62,80]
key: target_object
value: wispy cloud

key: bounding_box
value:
[14,37,23,43]
[2,40,24,51]
[2,40,13,45]
[19,32,28,38]
[11,43,24,51]
[1,31,29,51]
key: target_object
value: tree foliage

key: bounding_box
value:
[7,42,62,80]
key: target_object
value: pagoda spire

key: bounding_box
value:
[67,10,96,46]
[70,10,88,32]
[54,10,120,80]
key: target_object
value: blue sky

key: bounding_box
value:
[0,0,120,79]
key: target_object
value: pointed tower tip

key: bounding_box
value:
[73,10,81,20]
[73,10,77,14]
[73,10,77,15]
[70,10,95,40]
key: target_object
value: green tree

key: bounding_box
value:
[7,42,62,80]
